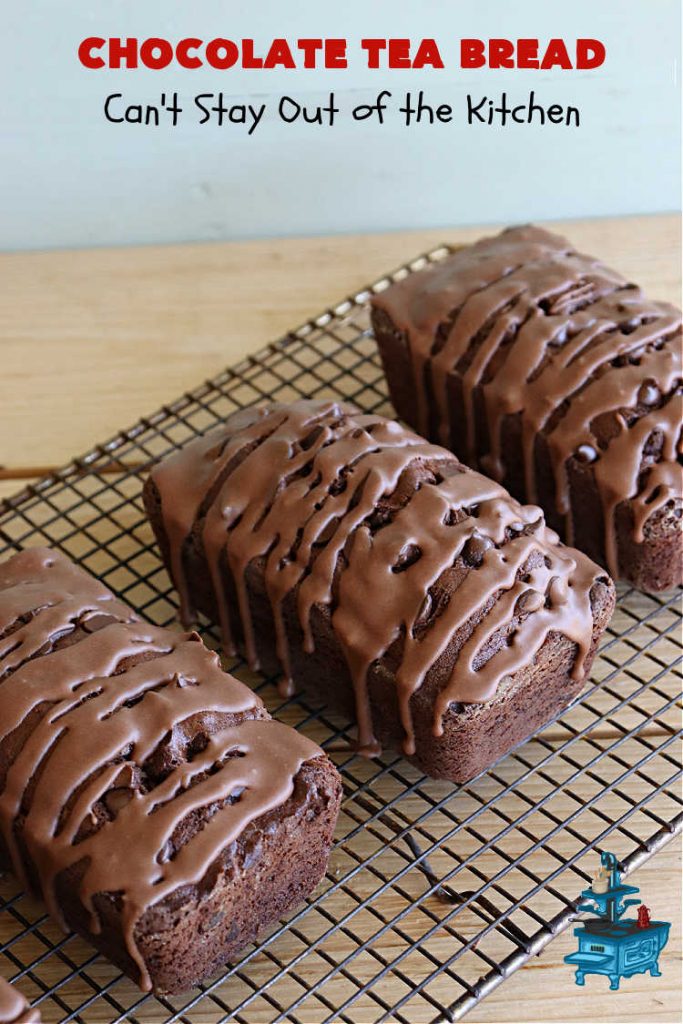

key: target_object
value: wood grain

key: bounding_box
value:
[0,214,679,474]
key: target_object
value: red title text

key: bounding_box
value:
[78,37,606,72]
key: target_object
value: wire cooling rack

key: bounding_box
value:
[0,246,681,1024]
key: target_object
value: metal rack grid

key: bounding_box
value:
[0,245,681,1024]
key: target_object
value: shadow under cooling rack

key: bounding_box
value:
[1,246,681,1024]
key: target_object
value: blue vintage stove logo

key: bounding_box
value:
[565,852,671,991]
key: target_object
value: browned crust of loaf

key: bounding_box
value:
[144,476,615,783]
[0,616,341,995]
[55,758,339,994]
[0,750,340,995]
[370,305,682,593]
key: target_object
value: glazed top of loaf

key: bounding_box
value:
[0,976,40,1023]
[0,547,323,991]
[150,400,609,756]
[371,225,682,576]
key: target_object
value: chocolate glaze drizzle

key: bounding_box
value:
[150,400,604,756]
[0,548,322,992]
[0,977,40,1024]
[371,225,682,579]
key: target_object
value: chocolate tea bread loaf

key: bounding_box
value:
[0,548,341,994]
[144,400,615,781]
[371,225,682,591]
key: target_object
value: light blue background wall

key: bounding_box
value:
[1,0,680,249]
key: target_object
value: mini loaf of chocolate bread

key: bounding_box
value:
[144,400,615,781]
[371,226,682,591]
[0,978,40,1024]
[0,548,341,995]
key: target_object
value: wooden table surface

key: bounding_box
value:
[0,214,681,1023]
